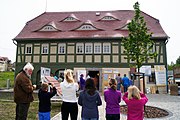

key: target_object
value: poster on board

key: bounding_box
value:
[41,67,51,83]
[154,65,166,85]
[140,66,151,76]
[45,76,61,96]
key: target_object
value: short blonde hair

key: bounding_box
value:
[64,69,74,83]
[128,85,141,100]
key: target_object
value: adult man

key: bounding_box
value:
[115,73,122,91]
[122,74,130,92]
[14,62,36,120]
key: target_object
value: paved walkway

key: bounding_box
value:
[51,94,180,120]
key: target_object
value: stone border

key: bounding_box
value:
[120,105,173,120]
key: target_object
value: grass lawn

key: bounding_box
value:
[0,71,61,119]
[0,71,15,88]
[0,100,61,120]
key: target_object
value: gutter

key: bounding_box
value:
[12,39,17,46]
[165,36,170,45]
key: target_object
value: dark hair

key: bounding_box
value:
[85,78,96,96]
[109,78,117,90]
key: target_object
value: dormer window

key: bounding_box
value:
[40,25,58,31]
[74,20,101,31]
[99,13,119,21]
[115,20,131,30]
[77,24,97,30]
[38,21,59,32]
[101,16,116,21]
[62,14,80,22]
[63,17,78,22]
[121,25,128,30]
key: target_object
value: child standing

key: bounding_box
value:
[60,69,79,120]
[122,85,148,120]
[38,82,57,120]
[104,78,122,120]
[78,78,102,120]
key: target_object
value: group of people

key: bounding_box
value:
[115,73,133,93]
[14,62,148,120]
[14,62,57,120]
[78,74,99,91]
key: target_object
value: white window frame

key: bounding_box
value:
[147,44,155,53]
[40,25,57,31]
[101,16,116,21]
[85,43,93,54]
[76,43,84,54]
[41,44,49,54]
[94,43,101,54]
[58,43,66,54]
[77,25,97,30]
[103,43,111,54]
[63,17,77,22]
[25,44,32,54]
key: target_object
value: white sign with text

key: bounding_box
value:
[154,65,166,85]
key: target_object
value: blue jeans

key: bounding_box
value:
[38,112,50,120]
[82,118,98,120]
[124,85,129,92]
[117,83,121,90]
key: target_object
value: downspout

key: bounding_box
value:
[165,36,170,93]
[12,39,17,80]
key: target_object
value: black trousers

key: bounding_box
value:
[16,103,30,120]
[61,102,78,120]
[106,114,120,120]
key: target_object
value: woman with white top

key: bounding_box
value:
[60,69,79,120]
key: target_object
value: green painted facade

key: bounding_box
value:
[15,38,167,86]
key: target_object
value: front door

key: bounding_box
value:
[87,70,101,91]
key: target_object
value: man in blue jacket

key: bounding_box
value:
[122,74,130,92]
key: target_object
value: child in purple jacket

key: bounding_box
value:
[123,85,148,120]
[104,78,122,120]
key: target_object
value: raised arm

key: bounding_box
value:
[122,92,129,102]
[140,92,148,104]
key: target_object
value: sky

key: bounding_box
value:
[0,0,179,64]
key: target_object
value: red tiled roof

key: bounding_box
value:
[14,10,168,40]
[0,56,9,61]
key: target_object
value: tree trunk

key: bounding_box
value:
[137,67,140,89]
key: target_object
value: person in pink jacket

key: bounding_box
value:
[122,85,148,120]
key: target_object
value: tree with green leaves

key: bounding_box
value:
[176,56,180,65]
[122,2,157,73]
[122,2,157,90]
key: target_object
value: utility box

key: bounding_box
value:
[170,84,178,96]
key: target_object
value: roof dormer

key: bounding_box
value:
[61,14,80,22]
[99,13,119,21]
[115,20,131,30]
[73,20,102,31]
[38,21,60,32]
